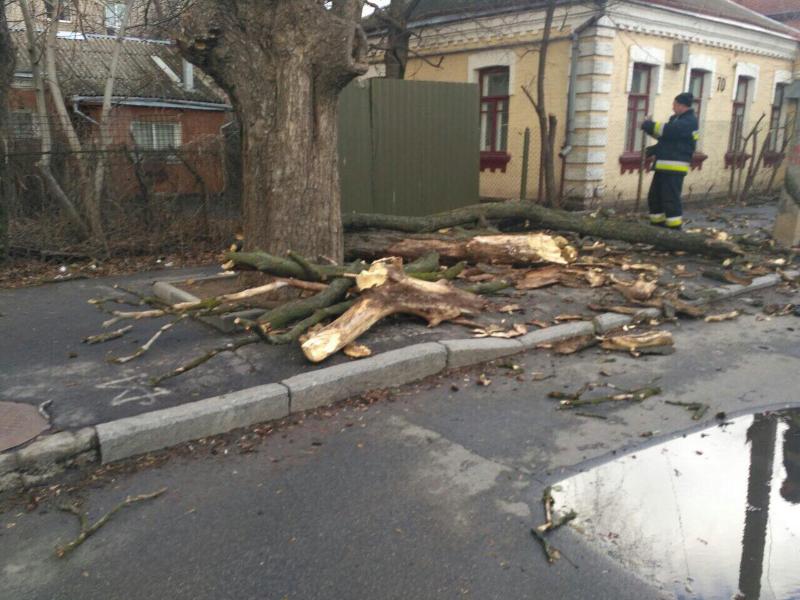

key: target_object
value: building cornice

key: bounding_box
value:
[398,1,798,62]
[608,3,798,61]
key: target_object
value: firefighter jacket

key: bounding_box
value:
[641,109,699,174]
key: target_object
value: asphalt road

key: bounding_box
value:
[2,302,798,600]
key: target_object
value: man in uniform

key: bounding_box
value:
[641,92,700,230]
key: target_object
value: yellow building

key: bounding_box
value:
[369,0,800,207]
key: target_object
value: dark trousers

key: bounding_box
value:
[647,171,685,227]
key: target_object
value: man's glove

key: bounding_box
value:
[640,119,654,132]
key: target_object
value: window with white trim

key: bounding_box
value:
[105,3,127,31]
[729,76,751,153]
[131,121,182,154]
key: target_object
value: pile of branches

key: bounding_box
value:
[86,201,792,385]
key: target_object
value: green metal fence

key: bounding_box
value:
[339,78,479,216]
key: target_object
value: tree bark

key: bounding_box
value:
[531,0,558,207]
[0,2,14,260]
[342,202,743,258]
[178,1,368,263]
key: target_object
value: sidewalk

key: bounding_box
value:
[0,202,791,433]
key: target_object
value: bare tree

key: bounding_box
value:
[176,1,369,263]
[522,0,559,207]
[368,0,422,79]
[1,0,14,259]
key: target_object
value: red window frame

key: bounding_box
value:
[479,66,511,172]
[689,69,705,121]
[625,63,652,152]
[479,67,509,153]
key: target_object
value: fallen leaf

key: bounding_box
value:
[497,303,523,314]
[554,314,585,322]
[616,277,658,302]
[723,272,753,286]
[553,335,597,355]
[704,310,739,323]
[584,269,606,288]
[528,319,550,329]
[477,373,492,386]
[515,266,563,290]
[621,263,660,273]
[343,343,372,358]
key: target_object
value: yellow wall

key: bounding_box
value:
[405,36,573,201]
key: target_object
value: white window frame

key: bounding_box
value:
[105,2,127,31]
[130,121,183,159]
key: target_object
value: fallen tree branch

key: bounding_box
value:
[258,277,354,333]
[56,488,167,558]
[343,202,742,258]
[301,259,486,362]
[266,300,355,345]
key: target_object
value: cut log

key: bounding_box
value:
[385,233,576,265]
[301,259,487,362]
[343,202,742,258]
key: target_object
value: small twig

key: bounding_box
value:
[83,325,133,345]
[108,317,186,364]
[574,411,608,420]
[38,399,52,421]
[150,335,261,387]
[102,309,166,328]
[665,400,710,421]
[55,488,167,558]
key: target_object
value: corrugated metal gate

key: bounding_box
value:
[339,78,479,216]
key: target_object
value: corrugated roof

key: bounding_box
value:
[13,32,227,105]
[735,0,799,15]
[389,0,800,37]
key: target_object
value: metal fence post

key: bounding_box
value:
[520,127,530,200]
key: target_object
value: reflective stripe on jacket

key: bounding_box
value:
[642,109,698,174]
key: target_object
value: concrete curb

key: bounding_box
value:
[1,269,796,491]
[97,384,289,464]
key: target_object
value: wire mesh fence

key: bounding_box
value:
[1,112,238,256]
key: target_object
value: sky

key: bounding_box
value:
[362,0,390,16]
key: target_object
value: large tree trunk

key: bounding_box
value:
[0,3,14,260]
[178,1,368,263]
